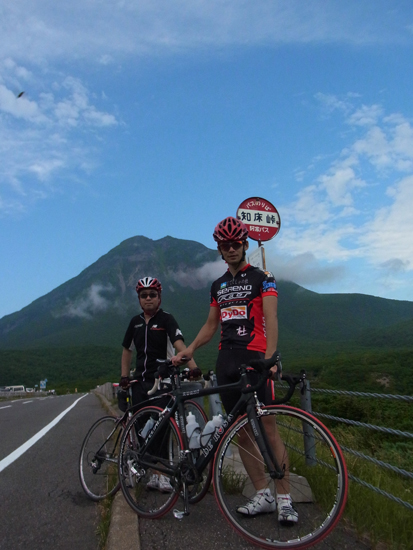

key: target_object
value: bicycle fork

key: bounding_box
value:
[247,402,285,480]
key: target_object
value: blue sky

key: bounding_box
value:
[1,0,413,319]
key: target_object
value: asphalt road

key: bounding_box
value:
[138,491,374,550]
[0,393,108,550]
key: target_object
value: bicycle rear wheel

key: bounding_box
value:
[79,415,122,501]
[213,405,348,550]
[119,406,182,518]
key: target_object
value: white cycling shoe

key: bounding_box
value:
[146,474,173,493]
[236,488,276,516]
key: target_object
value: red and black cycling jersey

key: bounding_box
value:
[210,264,278,352]
[122,309,184,382]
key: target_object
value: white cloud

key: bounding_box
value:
[280,95,413,283]
[169,259,223,289]
[266,252,346,286]
[58,283,114,319]
[318,162,366,207]
[0,1,411,67]
[347,104,383,126]
[0,84,47,122]
[358,175,413,269]
[0,66,117,213]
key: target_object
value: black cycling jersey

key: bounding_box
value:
[210,264,278,352]
[122,308,184,382]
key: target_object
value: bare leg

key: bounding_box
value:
[238,415,290,495]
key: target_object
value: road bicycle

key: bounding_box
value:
[79,376,207,501]
[118,352,348,550]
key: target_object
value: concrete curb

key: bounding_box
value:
[93,391,140,550]
[106,490,140,550]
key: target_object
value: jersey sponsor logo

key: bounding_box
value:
[217,284,252,296]
[220,282,227,289]
[221,305,247,321]
[175,329,183,337]
[236,326,248,336]
[218,292,250,303]
[263,281,277,292]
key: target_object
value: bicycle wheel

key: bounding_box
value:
[213,405,348,550]
[183,400,213,504]
[119,406,182,518]
[79,415,122,501]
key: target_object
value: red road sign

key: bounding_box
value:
[237,197,281,242]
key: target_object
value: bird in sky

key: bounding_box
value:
[17,91,25,98]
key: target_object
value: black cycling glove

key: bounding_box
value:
[119,376,131,389]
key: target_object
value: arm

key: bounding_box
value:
[172,306,220,365]
[121,347,133,378]
[174,339,198,371]
[262,295,279,373]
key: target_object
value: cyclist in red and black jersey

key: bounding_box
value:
[173,217,298,524]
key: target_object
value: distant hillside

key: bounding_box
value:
[1,235,413,362]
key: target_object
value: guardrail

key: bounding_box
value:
[288,379,413,512]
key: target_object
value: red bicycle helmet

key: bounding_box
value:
[135,277,162,294]
[213,216,249,243]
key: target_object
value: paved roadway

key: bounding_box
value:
[0,393,108,550]
[137,492,374,550]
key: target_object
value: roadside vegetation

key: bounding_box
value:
[1,345,412,547]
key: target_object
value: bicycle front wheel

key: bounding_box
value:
[119,406,182,518]
[213,405,348,550]
[79,415,122,501]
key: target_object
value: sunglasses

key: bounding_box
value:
[219,241,244,252]
[139,292,158,299]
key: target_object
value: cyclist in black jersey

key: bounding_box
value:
[120,276,198,493]
[173,217,298,525]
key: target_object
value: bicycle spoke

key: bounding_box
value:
[213,405,348,550]
[119,406,182,518]
[79,416,122,501]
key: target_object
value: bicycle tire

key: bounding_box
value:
[79,415,122,501]
[119,406,182,518]
[213,405,348,550]
[183,400,213,504]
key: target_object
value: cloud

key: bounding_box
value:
[277,95,413,291]
[358,174,413,269]
[0,1,411,67]
[169,259,223,289]
[0,65,117,214]
[266,252,346,287]
[57,284,115,319]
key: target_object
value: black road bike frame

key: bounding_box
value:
[132,353,299,495]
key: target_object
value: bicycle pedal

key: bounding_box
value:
[173,509,189,520]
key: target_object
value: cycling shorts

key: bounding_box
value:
[215,349,276,414]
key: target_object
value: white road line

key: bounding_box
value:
[23,401,33,404]
[0,405,12,410]
[0,394,88,473]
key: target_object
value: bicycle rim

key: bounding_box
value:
[213,405,348,550]
[183,400,213,504]
[79,416,122,501]
[119,406,181,518]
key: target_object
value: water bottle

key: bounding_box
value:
[200,414,224,446]
[186,411,201,449]
[140,417,155,439]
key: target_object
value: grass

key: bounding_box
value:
[96,494,115,549]
[220,464,248,494]
[335,428,413,550]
